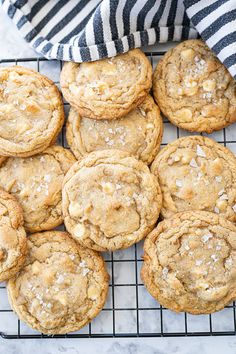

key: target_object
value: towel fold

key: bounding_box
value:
[1,0,236,79]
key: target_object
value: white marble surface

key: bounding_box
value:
[1,5,236,354]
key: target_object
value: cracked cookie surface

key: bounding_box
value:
[141,211,236,314]
[0,146,76,232]
[0,66,64,156]
[62,149,162,251]
[151,136,236,222]
[60,49,152,120]
[7,231,109,334]
[0,189,27,282]
[153,40,236,133]
[66,95,163,164]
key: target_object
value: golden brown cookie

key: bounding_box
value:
[0,189,27,282]
[153,39,236,133]
[151,136,236,222]
[7,231,109,334]
[0,66,64,157]
[66,95,163,165]
[62,149,162,251]
[0,146,76,233]
[60,49,152,120]
[141,211,236,314]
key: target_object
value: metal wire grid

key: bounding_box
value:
[0,53,236,339]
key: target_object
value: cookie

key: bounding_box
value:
[62,149,162,251]
[153,39,236,133]
[0,189,27,282]
[141,211,236,314]
[7,231,109,334]
[0,66,64,157]
[151,136,236,222]
[60,49,152,120]
[0,146,76,233]
[66,95,163,165]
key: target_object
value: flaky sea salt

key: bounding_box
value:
[196,260,203,266]
[218,189,225,196]
[211,254,218,262]
[196,145,206,158]
[190,158,198,168]
[219,194,228,201]
[79,260,87,268]
[225,257,233,267]
[82,268,90,277]
[56,274,64,284]
[162,267,169,279]
[201,233,213,243]
[215,176,222,183]
[44,174,51,183]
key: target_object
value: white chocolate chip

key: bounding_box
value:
[202,79,216,92]
[232,204,236,213]
[74,224,86,238]
[181,48,195,61]
[146,123,154,129]
[69,202,83,218]
[102,182,115,194]
[175,108,193,122]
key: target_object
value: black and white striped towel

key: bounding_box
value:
[2,0,236,79]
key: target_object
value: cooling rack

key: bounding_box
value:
[0,52,236,339]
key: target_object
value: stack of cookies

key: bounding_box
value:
[60,49,164,251]
[142,40,236,315]
[1,39,236,334]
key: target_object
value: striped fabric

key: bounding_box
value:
[1,0,236,79]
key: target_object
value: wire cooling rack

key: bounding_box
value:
[0,52,236,339]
